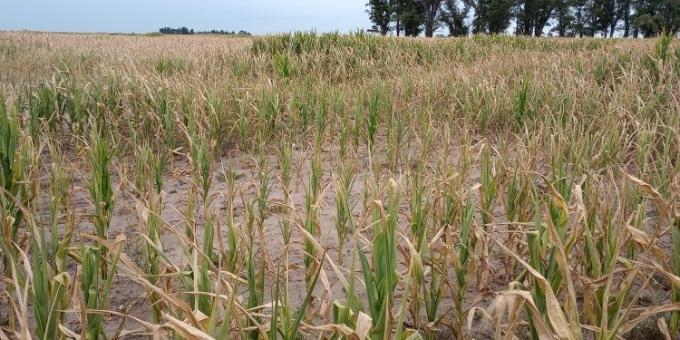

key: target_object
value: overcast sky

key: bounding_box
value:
[0,0,372,34]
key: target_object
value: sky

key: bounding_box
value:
[0,0,373,35]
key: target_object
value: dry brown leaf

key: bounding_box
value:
[491,238,575,340]
[619,303,680,334]
[657,318,672,340]
[546,214,582,339]
[58,324,81,340]
[355,311,372,340]
[489,289,556,339]
[624,173,670,217]
[162,313,215,340]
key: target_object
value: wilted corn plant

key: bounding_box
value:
[278,138,293,246]
[27,83,57,139]
[79,126,122,340]
[385,99,404,172]
[25,141,75,340]
[451,194,475,340]
[404,166,428,331]
[89,126,114,236]
[577,179,647,340]
[365,86,382,155]
[672,211,680,334]
[0,93,29,249]
[334,160,355,265]
[358,178,400,340]
[303,146,322,287]
[3,30,680,340]
[0,117,71,340]
[133,143,165,322]
[47,143,75,274]
[0,94,36,331]
[185,123,217,315]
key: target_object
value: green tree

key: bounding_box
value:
[552,0,577,36]
[367,0,393,35]
[422,0,444,37]
[441,0,471,36]
[619,0,632,36]
[467,0,515,34]
[572,0,597,36]
[394,0,425,36]
[516,0,557,36]
[633,0,680,37]
[592,0,618,37]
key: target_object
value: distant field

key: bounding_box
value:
[0,31,679,339]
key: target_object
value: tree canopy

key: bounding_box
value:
[366,0,680,36]
[158,27,251,36]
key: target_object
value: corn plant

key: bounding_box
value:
[133,143,165,322]
[450,195,475,339]
[186,127,218,317]
[358,179,400,340]
[0,130,68,340]
[245,196,265,340]
[338,112,351,161]
[518,180,582,339]
[28,143,74,340]
[672,214,680,333]
[580,191,633,339]
[273,52,292,81]
[409,169,429,252]
[27,83,57,138]
[79,237,124,340]
[0,97,34,327]
[365,87,382,152]
[270,257,324,340]
[222,167,241,273]
[205,90,227,147]
[278,139,293,245]
[0,94,28,242]
[189,131,214,205]
[63,81,84,134]
[29,194,72,340]
[5,30,680,340]
[46,144,73,274]
[386,102,404,172]
[293,88,313,133]
[89,129,114,243]
[303,149,322,285]
[256,146,272,234]
[334,162,355,265]
[479,145,497,227]
[315,91,328,147]
[257,89,280,142]
[500,162,533,278]
[513,76,532,126]
[154,87,176,149]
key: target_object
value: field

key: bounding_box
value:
[0,31,679,339]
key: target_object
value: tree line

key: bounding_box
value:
[158,27,251,36]
[367,0,680,37]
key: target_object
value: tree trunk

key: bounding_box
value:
[622,1,631,37]
[535,18,550,37]
[425,24,434,37]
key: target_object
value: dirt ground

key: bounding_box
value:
[15,141,669,339]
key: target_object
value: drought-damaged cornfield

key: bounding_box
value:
[0,31,679,339]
